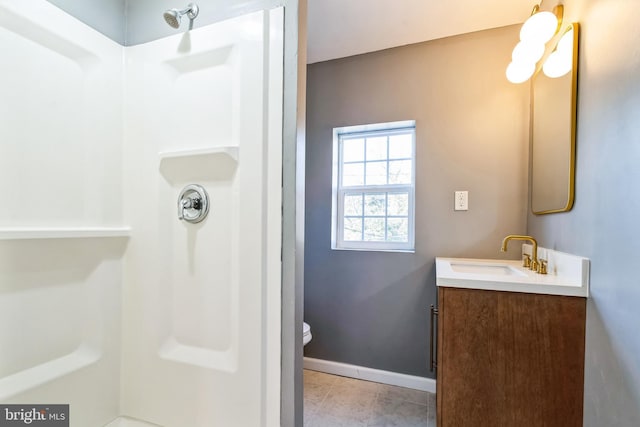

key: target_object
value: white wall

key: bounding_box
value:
[1,3,286,426]
[0,1,125,426]
[119,3,305,422]
[120,9,283,427]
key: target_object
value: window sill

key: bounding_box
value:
[331,246,415,254]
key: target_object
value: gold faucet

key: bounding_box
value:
[500,235,539,272]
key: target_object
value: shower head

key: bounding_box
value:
[163,10,180,28]
[163,3,199,29]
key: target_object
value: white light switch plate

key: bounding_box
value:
[455,191,468,211]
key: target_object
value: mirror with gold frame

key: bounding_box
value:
[530,23,579,215]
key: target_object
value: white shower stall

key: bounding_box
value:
[0,0,284,425]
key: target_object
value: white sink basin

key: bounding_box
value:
[436,250,590,298]
[449,261,526,277]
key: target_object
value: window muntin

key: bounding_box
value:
[333,124,415,251]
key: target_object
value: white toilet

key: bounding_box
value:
[303,322,312,346]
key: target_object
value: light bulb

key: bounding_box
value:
[520,10,559,43]
[543,50,572,78]
[506,61,535,84]
[557,28,574,53]
[512,40,546,64]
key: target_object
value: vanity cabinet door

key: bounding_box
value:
[436,287,586,427]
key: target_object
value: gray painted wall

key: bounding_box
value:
[304,25,530,378]
[527,0,640,425]
[47,0,126,44]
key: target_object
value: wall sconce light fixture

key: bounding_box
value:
[506,4,563,84]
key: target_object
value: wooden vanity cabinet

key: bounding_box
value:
[436,286,586,427]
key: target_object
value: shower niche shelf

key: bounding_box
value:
[158,146,239,162]
[159,146,239,184]
[0,226,131,240]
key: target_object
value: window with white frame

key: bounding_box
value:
[332,121,416,251]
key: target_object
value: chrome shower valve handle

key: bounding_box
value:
[181,197,201,210]
[177,184,209,223]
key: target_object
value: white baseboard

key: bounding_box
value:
[303,357,436,393]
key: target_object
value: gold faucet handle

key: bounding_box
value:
[522,254,531,268]
[530,258,539,272]
[538,259,548,275]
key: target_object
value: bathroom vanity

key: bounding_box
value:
[434,249,589,427]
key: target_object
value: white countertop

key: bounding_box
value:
[436,248,589,298]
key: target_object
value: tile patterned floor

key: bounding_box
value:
[304,369,436,427]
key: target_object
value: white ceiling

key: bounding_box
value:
[306,0,533,64]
